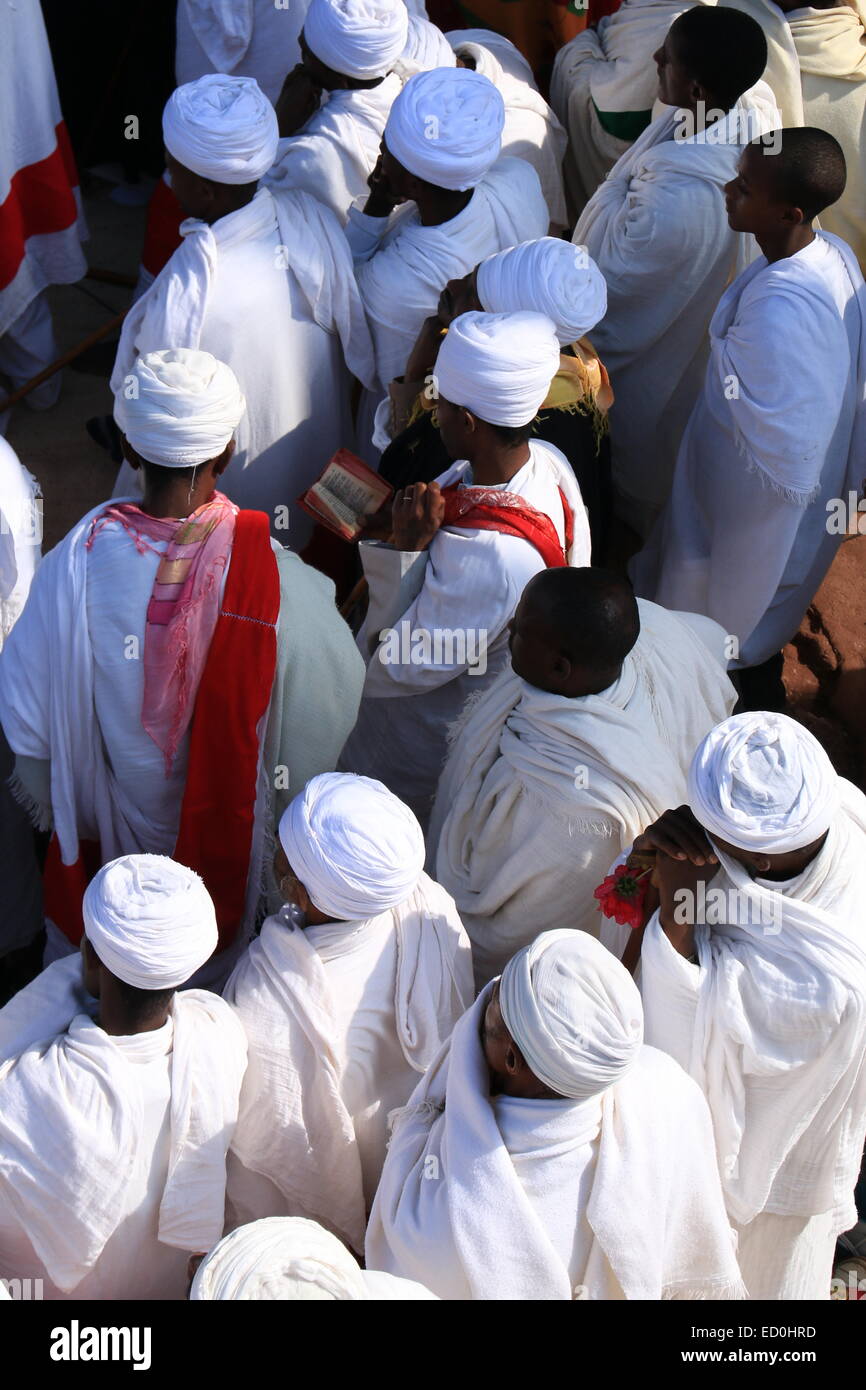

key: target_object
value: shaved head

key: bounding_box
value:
[749,127,847,220]
[509,568,641,696]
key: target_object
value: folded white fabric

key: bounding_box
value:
[394,13,456,80]
[435,309,560,426]
[114,347,246,467]
[477,237,607,346]
[688,711,840,854]
[304,0,409,79]
[384,66,504,189]
[191,1216,370,1299]
[163,74,279,183]
[499,929,643,1099]
[82,854,218,989]
[278,772,425,920]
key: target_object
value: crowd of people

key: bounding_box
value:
[0,0,864,1303]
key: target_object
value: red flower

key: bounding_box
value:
[593,862,651,930]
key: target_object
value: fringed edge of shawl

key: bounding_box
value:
[6,770,53,833]
[661,1276,749,1301]
[735,433,821,507]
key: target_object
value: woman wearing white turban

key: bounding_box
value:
[224,773,473,1254]
[0,855,248,1300]
[634,711,866,1299]
[367,929,743,1299]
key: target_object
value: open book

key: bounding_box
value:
[298,449,394,542]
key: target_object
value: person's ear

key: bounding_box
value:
[552,653,572,682]
[212,439,236,477]
[120,433,142,470]
[783,203,807,227]
[752,855,773,875]
[459,408,476,436]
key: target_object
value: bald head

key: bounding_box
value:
[508,568,640,696]
[750,127,847,220]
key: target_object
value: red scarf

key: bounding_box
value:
[441,484,573,568]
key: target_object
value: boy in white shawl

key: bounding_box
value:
[224,774,472,1254]
[430,567,736,990]
[0,856,248,1300]
[265,0,409,226]
[632,712,866,1299]
[632,129,866,683]
[367,929,743,1300]
[111,74,376,543]
[574,6,780,534]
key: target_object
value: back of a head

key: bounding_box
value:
[385,66,505,191]
[163,74,279,185]
[670,6,768,108]
[750,126,847,220]
[304,0,409,81]
[528,567,641,673]
[435,309,560,428]
[190,1218,369,1300]
[114,347,246,473]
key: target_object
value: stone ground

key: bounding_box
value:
[7,176,866,788]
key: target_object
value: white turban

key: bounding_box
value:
[190,1218,369,1300]
[278,773,424,921]
[476,239,608,347]
[114,348,246,467]
[83,855,218,990]
[499,929,644,1100]
[304,0,409,79]
[393,14,456,80]
[163,75,279,184]
[384,67,504,190]
[435,310,560,427]
[688,711,840,855]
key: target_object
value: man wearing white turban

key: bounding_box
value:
[339,310,591,829]
[632,711,866,1299]
[111,74,376,544]
[0,349,365,986]
[224,774,472,1252]
[572,7,780,535]
[367,929,743,1299]
[0,855,248,1299]
[429,567,736,990]
[191,1217,438,1299]
[345,65,550,424]
[265,0,409,226]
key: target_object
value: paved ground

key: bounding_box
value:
[7,178,866,786]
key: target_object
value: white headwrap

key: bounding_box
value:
[304,0,409,79]
[384,67,504,190]
[499,929,644,1100]
[476,239,608,347]
[190,1218,369,1300]
[435,309,560,427]
[113,348,246,467]
[688,711,840,854]
[163,75,279,184]
[393,14,456,81]
[278,772,425,921]
[83,854,218,990]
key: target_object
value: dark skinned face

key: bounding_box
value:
[435,395,473,461]
[724,146,804,237]
[165,151,212,221]
[437,267,482,325]
[653,28,699,110]
[298,29,342,90]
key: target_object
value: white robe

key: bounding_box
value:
[223,874,473,1252]
[639,780,866,1300]
[175,0,310,104]
[265,74,403,226]
[111,187,376,545]
[339,441,591,830]
[429,603,736,988]
[366,988,744,1300]
[0,438,40,649]
[346,156,550,393]
[719,0,807,125]
[573,86,780,533]
[0,954,247,1298]
[632,232,866,667]
[550,0,704,220]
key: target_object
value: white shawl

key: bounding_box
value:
[366,989,744,1300]
[429,602,735,986]
[0,955,247,1292]
[224,875,473,1253]
[719,0,806,124]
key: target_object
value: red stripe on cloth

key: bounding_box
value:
[42,837,103,946]
[0,122,79,291]
[141,175,184,278]
[441,484,572,569]
[173,511,280,953]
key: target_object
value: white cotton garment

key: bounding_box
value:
[429,603,735,987]
[719,0,807,125]
[110,186,375,543]
[264,73,402,225]
[339,439,591,830]
[163,74,279,183]
[435,310,562,427]
[476,237,607,346]
[0,955,247,1295]
[176,0,308,104]
[114,347,246,468]
[574,83,781,534]
[632,232,866,666]
[0,437,40,649]
[550,0,705,219]
[384,67,504,191]
[366,987,744,1300]
[224,875,473,1252]
[304,0,408,79]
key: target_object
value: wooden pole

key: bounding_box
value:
[0,310,126,415]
